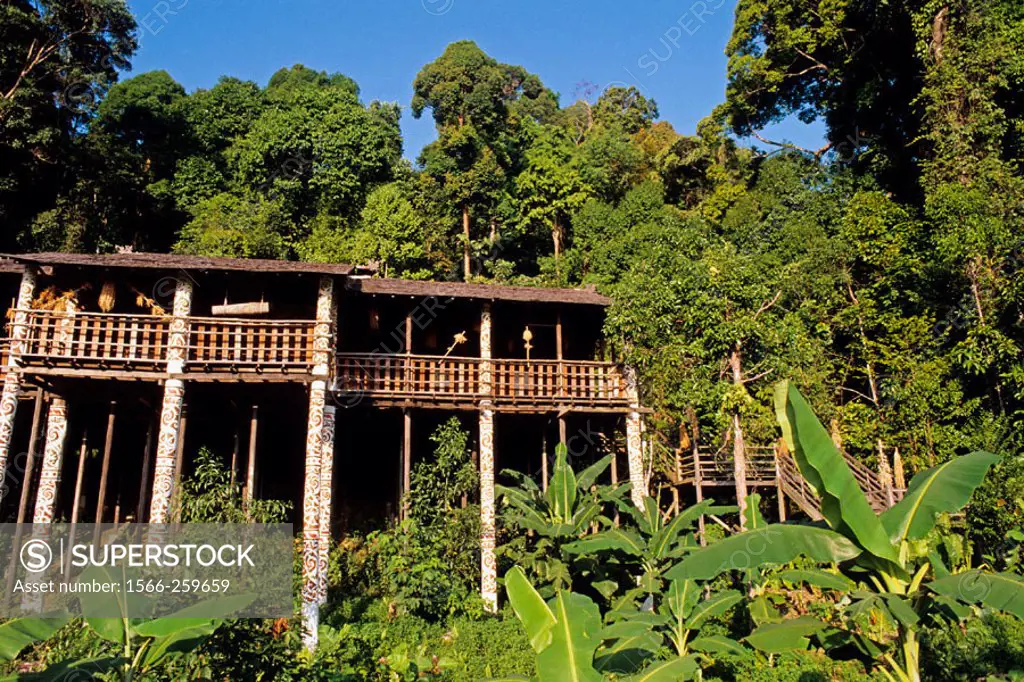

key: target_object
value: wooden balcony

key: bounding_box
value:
[9,310,323,379]
[334,352,629,409]
[20,310,169,369]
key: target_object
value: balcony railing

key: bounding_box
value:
[9,309,322,375]
[20,310,169,368]
[187,317,320,371]
[335,352,628,406]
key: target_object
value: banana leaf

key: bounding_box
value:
[622,655,699,681]
[927,571,1024,619]
[689,635,749,658]
[881,452,1001,544]
[0,615,69,661]
[745,616,828,653]
[686,590,743,629]
[775,568,855,591]
[538,591,604,682]
[505,566,556,653]
[665,524,861,582]
[775,381,899,565]
[563,528,645,557]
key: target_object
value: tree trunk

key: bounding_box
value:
[729,345,749,529]
[462,205,472,281]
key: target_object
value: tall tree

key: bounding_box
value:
[1,0,136,249]
[412,40,556,280]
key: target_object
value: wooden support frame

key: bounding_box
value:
[136,418,155,521]
[32,396,68,523]
[94,401,117,524]
[14,388,45,526]
[245,405,259,506]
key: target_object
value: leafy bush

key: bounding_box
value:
[921,611,1024,682]
[175,446,291,523]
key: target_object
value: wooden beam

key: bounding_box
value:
[541,430,548,492]
[13,388,45,526]
[4,388,46,603]
[70,434,88,524]
[173,402,188,490]
[230,422,240,489]
[94,401,117,524]
[136,417,155,521]
[401,408,412,519]
[245,404,258,506]
[64,433,89,577]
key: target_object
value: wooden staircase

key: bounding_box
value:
[672,444,904,522]
[775,446,903,520]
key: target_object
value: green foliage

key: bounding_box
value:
[497,444,624,596]
[176,446,291,523]
[406,417,478,526]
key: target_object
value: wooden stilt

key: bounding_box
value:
[149,277,192,525]
[174,403,188,487]
[774,443,787,522]
[555,313,565,401]
[71,434,88,524]
[245,405,258,506]
[541,429,549,491]
[63,434,88,576]
[478,303,498,612]
[623,365,646,509]
[610,435,619,527]
[94,401,117,524]
[693,446,706,545]
[14,389,45,525]
[230,422,240,489]
[732,414,749,530]
[302,275,335,650]
[32,397,68,523]
[0,268,37,485]
[401,408,411,519]
[317,405,336,605]
[136,417,155,521]
[5,388,45,602]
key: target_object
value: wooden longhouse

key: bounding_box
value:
[0,252,649,644]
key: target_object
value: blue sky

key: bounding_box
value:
[126,0,823,160]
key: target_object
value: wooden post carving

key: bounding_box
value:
[624,364,646,509]
[317,404,336,606]
[32,397,68,523]
[0,267,36,492]
[149,278,192,524]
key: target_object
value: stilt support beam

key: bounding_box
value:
[32,397,68,523]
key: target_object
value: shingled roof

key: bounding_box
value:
[1,253,611,305]
[2,252,355,276]
[344,276,611,306]
[0,258,24,274]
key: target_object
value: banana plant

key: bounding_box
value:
[497,444,626,596]
[503,565,703,682]
[597,577,746,675]
[666,380,1022,682]
[0,565,256,681]
[563,497,735,606]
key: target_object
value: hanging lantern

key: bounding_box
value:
[98,281,116,312]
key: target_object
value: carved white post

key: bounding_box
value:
[149,278,192,524]
[624,364,646,509]
[317,404,336,605]
[302,276,334,649]
[478,303,497,612]
[32,397,68,523]
[0,267,36,491]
